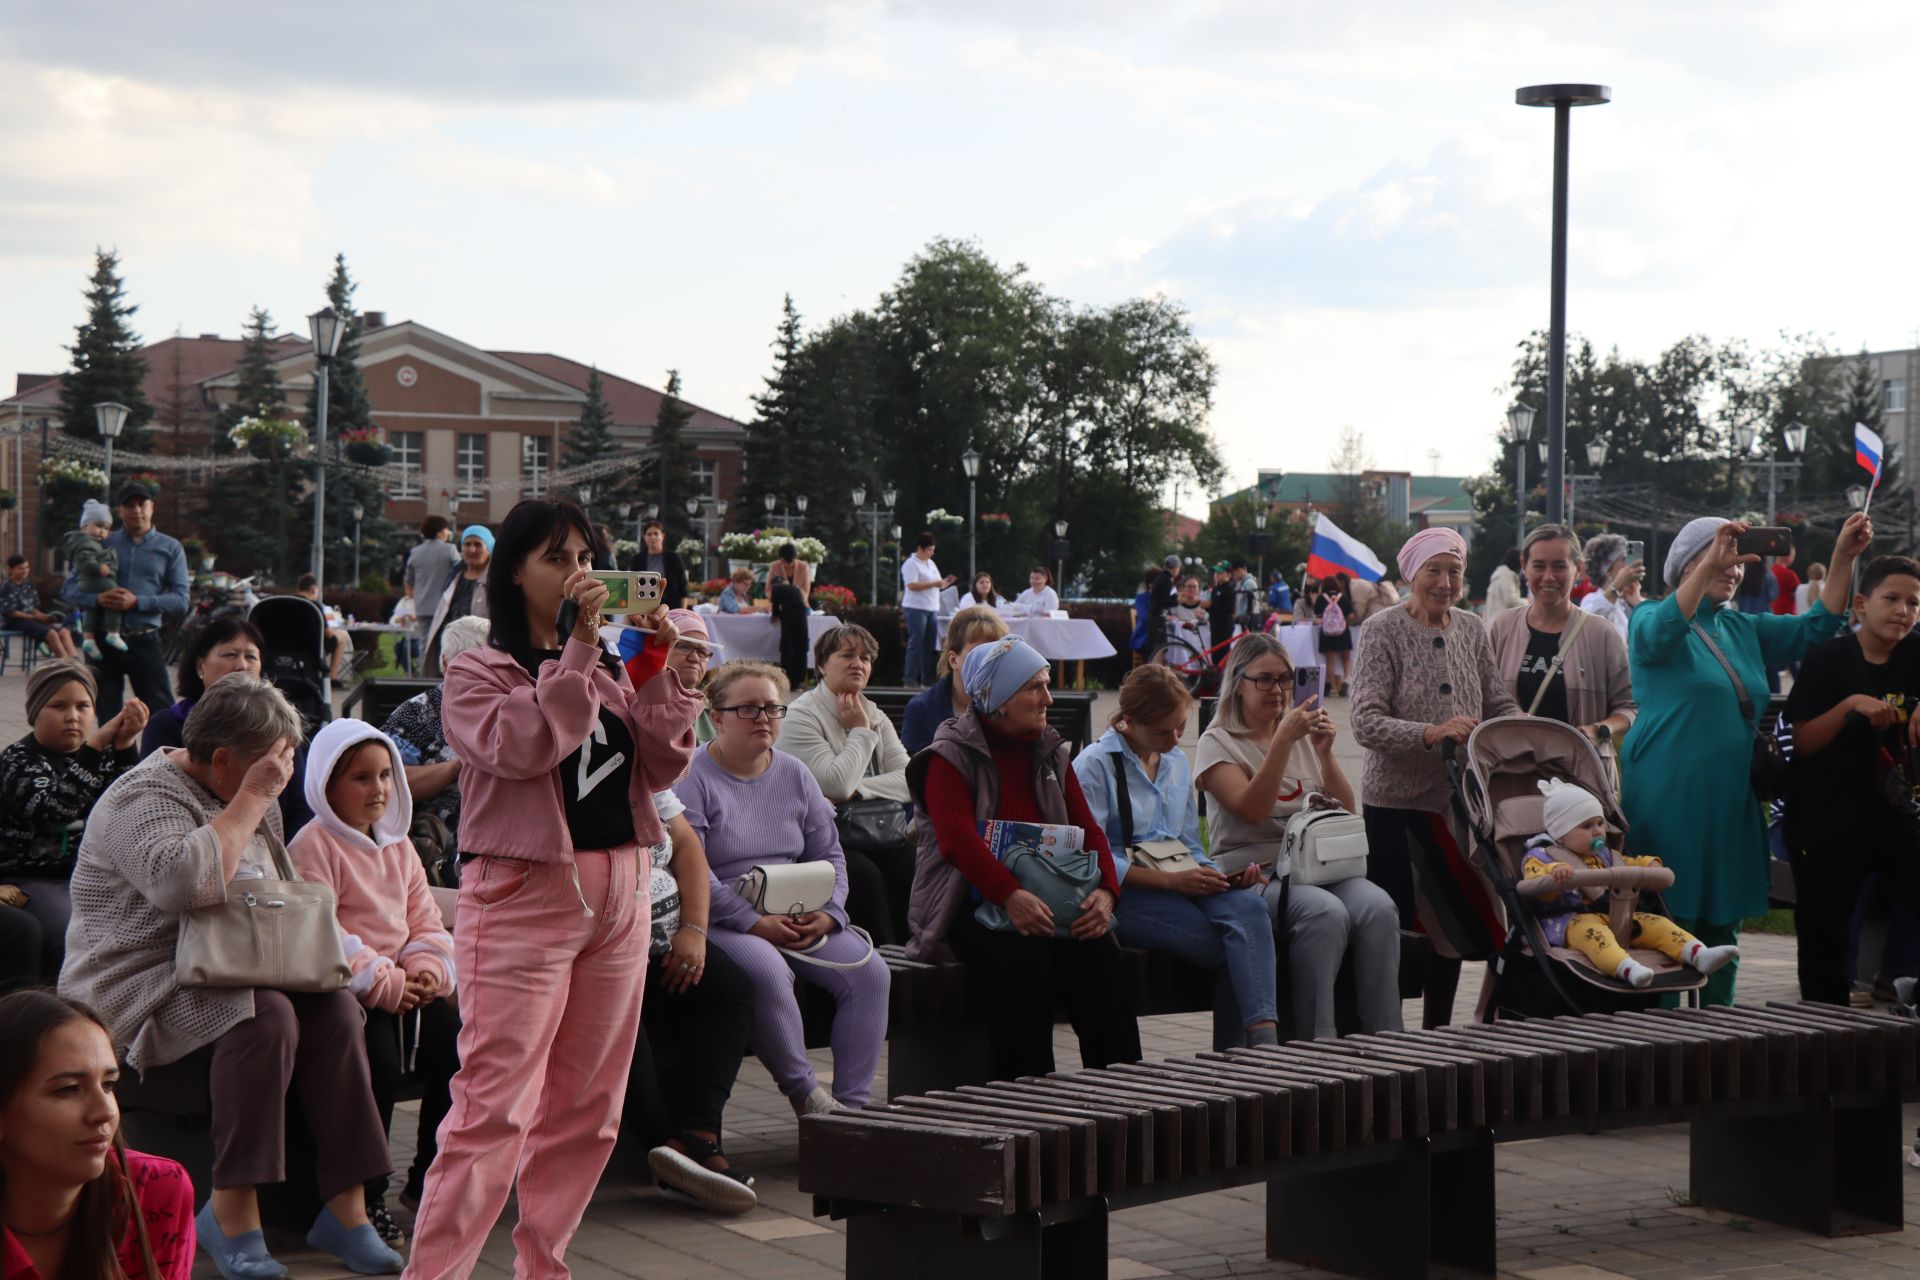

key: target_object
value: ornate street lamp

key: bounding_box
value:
[307,307,346,590]
[93,401,129,494]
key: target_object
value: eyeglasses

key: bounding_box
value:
[1245,673,1290,691]
[719,703,788,721]
[671,642,710,659]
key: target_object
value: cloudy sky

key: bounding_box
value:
[3,1,1917,513]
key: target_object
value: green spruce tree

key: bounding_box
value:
[564,367,638,519]
[301,253,399,586]
[208,308,304,581]
[740,294,802,527]
[58,248,153,451]
[644,369,701,532]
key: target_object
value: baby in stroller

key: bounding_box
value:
[1523,779,1739,988]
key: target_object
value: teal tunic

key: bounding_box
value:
[1620,593,1846,923]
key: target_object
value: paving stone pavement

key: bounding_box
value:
[6,664,1917,1279]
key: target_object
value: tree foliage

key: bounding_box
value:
[642,369,701,537]
[207,308,305,582]
[742,239,1223,598]
[59,248,153,451]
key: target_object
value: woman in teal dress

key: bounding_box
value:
[1622,513,1871,1004]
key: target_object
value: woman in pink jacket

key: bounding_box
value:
[400,499,701,1280]
[290,718,459,1248]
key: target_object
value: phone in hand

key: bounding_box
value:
[1734,526,1794,558]
[589,570,665,615]
[1622,540,1645,565]
[1294,664,1326,706]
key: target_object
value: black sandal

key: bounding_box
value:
[648,1133,757,1214]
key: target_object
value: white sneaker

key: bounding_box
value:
[791,1085,843,1117]
[102,632,127,651]
[1616,958,1655,988]
[1687,942,1739,975]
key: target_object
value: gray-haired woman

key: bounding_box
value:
[60,675,402,1280]
[1579,531,1645,642]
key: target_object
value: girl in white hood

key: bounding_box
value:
[290,718,460,1244]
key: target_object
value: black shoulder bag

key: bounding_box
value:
[1690,620,1789,801]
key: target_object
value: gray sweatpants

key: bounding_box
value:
[1264,874,1404,1039]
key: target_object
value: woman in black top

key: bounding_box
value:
[1317,573,1356,695]
[627,519,690,608]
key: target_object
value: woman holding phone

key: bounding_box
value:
[402,499,703,1280]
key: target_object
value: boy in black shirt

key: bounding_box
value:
[1784,553,1920,1005]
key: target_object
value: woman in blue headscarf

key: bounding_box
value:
[425,524,494,675]
[904,636,1141,1081]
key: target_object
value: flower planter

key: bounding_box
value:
[345,442,392,466]
[0,496,16,511]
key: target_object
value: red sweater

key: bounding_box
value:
[922,724,1121,905]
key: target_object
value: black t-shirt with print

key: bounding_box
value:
[1784,632,1920,853]
[1514,625,1572,725]
[526,650,637,851]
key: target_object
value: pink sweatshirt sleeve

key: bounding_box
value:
[395,843,456,993]
[442,639,609,781]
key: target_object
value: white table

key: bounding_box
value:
[704,613,841,668]
[938,615,1116,688]
[1272,621,1321,671]
[348,622,416,676]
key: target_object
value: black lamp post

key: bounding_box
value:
[1505,403,1536,548]
[92,402,129,494]
[1051,518,1070,595]
[307,307,347,590]
[961,448,981,581]
[351,502,364,585]
[1516,83,1611,524]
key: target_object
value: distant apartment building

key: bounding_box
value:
[1835,347,1918,474]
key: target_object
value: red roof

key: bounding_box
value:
[3,333,304,412]
[490,351,746,435]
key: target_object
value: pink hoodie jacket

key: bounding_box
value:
[290,719,456,1013]
[442,635,703,861]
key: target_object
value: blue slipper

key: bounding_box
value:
[307,1204,405,1275]
[195,1202,287,1280]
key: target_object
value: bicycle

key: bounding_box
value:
[1149,614,1261,695]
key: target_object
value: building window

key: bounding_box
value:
[457,433,487,500]
[1886,378,1908,414]
[389,431,423,498]
[693,458,718,499]
[522,436,550,496]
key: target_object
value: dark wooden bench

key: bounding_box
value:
[863,687,1099,757]
[341,675,438,727]
[803,935,1430,1099]
[801,1002,1920,1279]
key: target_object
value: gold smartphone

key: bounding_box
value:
[590,570,665,615]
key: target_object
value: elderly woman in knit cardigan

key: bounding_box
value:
[59,675,401,1280]
[1486,524,1637,745]
[1350,527,1519,1028]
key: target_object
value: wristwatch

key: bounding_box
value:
[1594,723,1613,744]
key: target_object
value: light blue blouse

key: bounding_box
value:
[1071,728,1209,881]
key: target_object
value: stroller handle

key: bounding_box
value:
[1514,865,1674,898]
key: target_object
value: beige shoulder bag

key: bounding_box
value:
[175,834,352,992]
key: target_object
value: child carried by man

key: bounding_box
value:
[63,500,124,660]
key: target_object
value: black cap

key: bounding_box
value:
[117,482,155,505]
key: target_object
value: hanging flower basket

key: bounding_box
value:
[230,415,308,459]
[0,490,16,511]
[980,512,1012,532]
[345,441,391,465]
[924,508,967,528]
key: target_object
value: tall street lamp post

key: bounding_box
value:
[1516,83,1611,524]
[889,524,903,603]
[351,502,365,585]
[307,307,346,590]
[1051,519,1069,596]
[853,484,897,605]
[92,402,129,495]
[1734,420,1808,524]
[1505,403,1536,549]
[960,448,981,582]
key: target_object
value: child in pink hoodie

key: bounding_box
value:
[291,718,460,1248]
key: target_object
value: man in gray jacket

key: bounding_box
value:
[404,516,462,655]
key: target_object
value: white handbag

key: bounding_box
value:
[734,861,837,918]
[1281,800,1370,886]
[732,861,873,971]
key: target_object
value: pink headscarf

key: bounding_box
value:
[1396,527,1468,582]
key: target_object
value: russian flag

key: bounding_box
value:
[1306,513,1387,584]
[1856,422,1884,479]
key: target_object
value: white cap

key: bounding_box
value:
[1538,778,1604,844]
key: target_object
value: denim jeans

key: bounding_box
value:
[904,607,938,685]
[1114,884,1277,1028]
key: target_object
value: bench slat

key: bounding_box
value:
[1104,1062,1267,1164]
[945,1088,1127,1194]
[881,1101,1076,1202]
[1071,1067,1239,1171]
[797,1114,1022,1217]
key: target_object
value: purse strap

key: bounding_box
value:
[785,925,876,969]
[1525,607,1590,717]
[1108,753,1136,850]
[1689,619,1758,725]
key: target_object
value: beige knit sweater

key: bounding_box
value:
[1350,604,1520,813]
[60,751,282,1073]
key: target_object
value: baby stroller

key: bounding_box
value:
[1443,716,1707,1019]
[249,595,331,737]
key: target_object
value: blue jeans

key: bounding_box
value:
[1114,884,1277,1031]
[904,607,938,685]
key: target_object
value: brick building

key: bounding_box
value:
[1,315,748,565]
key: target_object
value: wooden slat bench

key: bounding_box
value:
[801,1002,1920,1280]
[340,675,438,727]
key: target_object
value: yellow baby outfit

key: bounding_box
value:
[1521,835,1700,972]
